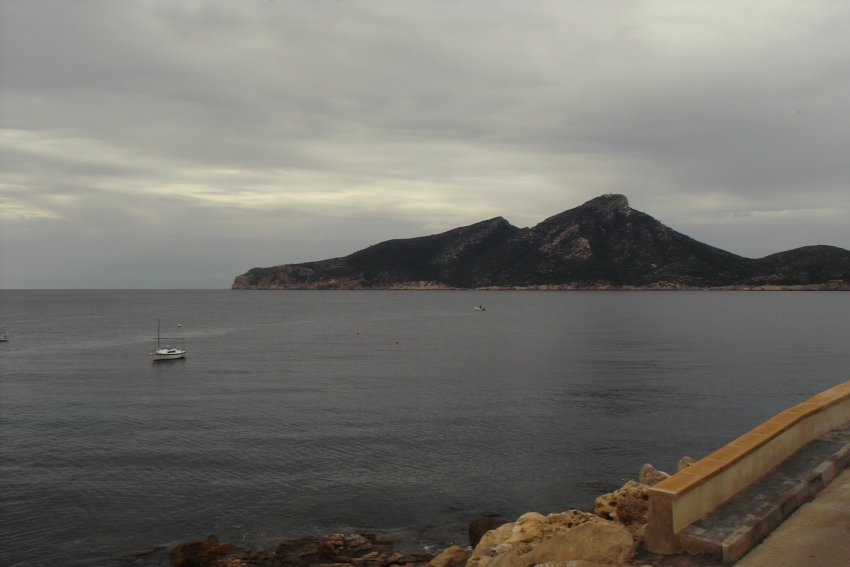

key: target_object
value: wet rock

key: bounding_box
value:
[169,535,239,567]
[273,536,330,565]
[273,532,402,566]
[170,532,433,567]
[213,558,249,567]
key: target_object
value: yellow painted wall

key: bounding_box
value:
[646,381,850,553]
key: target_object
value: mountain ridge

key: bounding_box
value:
[232,195,850,290]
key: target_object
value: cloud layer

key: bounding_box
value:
[2,1,848,288]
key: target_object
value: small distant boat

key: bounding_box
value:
[473,305,486,311]
[152,345,185,360]
[0,331,8,342]
[151,319,186,361]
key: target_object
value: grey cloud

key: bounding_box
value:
[1,0,849,288]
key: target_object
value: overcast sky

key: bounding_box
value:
[1,1,848,288]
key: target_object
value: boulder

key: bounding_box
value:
[593,481,650,542]
[537,562,647,567]
[469,516,509,548]
[475,521,516,554]
[468,510,635,567]
[425,545,469,567]
[677,456,696,471]
[638,463,670,486]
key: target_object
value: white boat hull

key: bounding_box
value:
[151,319,186,360]
[151,348,186,361]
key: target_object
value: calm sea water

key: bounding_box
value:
[0,290,848,566]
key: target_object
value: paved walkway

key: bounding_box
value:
[733,465,850,567]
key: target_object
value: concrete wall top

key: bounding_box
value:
[652,381,850,499]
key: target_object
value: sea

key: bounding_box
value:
[0,289,847,566]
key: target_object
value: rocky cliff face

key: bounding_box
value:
[232,194,850,290]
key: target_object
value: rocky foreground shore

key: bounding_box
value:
[166,459,724,567]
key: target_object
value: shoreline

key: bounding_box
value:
[232,282,850,291]
[163,463,726,567]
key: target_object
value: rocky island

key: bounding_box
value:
[232,194,850,291]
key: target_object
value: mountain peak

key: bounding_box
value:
[581,193,630,213]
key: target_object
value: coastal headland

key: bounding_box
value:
[232,195,850,291]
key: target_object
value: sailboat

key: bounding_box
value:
[151,319,186,361]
